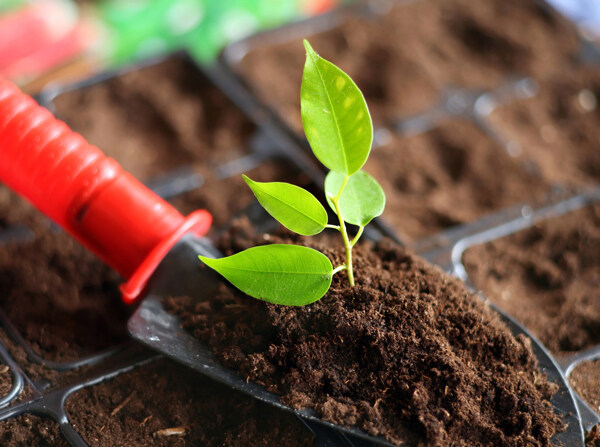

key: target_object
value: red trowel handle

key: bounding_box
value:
[0,77,212,303]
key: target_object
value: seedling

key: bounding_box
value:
[199,40,385,305]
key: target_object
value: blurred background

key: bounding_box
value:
[0,0,346,93]
[3,0,598,95]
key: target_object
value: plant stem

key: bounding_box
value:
[332,265,346,275]
[334,176,349,201]
[325,224,341,230]
[351,226,364,247]
[330,193,354,286]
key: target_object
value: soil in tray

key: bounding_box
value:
[463,204,600,355]
[487,67,600,187]
[52,56,255,182]
[168,218,564,446]
[570,359,600,415]
[364,120,550,242]
[0,414,68,447]
[570,360,600,447]
[66,358,314,447]
[0,363,10,396]
[236,0,580,133]
[0,220,130,363]
[170,157,308,229]
[0,187,41,230]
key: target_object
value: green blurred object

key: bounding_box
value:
[0,0,25,13]
[97,0,307,64]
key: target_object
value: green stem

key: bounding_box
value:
[332,265,346,275]
[325,224,341,230]
[330,192,354,286]
[334,175,349,201]
[351,226,364,247]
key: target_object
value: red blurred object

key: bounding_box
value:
[0,23,92,82]
[302,0,337,15]
[0,77,212,303]
[0,1,74,67]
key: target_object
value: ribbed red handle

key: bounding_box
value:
[0,77,212,303]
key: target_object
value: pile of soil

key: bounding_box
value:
[168,218,563,446]
[463,204,600,355]
[0,414,68,446]
[66,358,314,447]
[570,359,600,414]
[364,120,550,241]
[0,221,130,362]
[488,67,600,186]
[237,0,580,133]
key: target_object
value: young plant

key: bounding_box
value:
[199,40,385,305]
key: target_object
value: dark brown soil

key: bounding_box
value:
[571,362,600,446]
[587,423,600,446]
[0,363,10,397]
[0,324,57,387]
[236,0,580,133]
[66,358,314,447]
[570,359,600,416]
[488,67,600,186]
[363,120,550,241]
[170,158,308,229]
[0,186,40,230]
[0,322,109,390]
[0,414,68,446]
[0,221,131,362]
[52,56,255,182]
[168,218,563,446]
[463,204,600,355]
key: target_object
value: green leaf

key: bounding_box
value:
[243,175,327,236]
[199,245,333,306]
[301,40,373,176]
[325,171,385,226]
